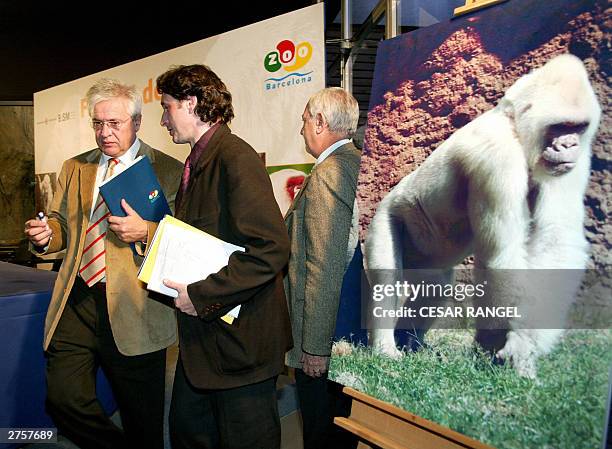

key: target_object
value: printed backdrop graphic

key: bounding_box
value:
[33,4,323,182]
[330,1,611,448]
[267,164,313,217]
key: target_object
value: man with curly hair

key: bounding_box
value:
[156,64,292,449]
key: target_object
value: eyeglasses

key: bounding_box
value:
[91,118,132,131]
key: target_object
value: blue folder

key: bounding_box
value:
[99,155,171,221]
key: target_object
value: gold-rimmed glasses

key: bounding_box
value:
[91,117,132,131]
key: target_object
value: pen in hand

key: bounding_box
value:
[27,211,51,249]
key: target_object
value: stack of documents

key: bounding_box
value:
[138,215,244,324]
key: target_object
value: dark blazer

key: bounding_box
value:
[175,124,292,390]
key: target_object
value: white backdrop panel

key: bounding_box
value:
[34,4,324,174]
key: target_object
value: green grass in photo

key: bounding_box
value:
[329,330,612,449]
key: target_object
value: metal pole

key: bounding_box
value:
[341,0,353,92]
[385,0,400,40]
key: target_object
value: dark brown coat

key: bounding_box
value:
[176,124,292,389]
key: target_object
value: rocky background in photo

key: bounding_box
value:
[359,2,610,275]
[357,1,610,324]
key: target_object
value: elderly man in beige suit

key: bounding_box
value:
[284,87,361,449]
[24,79,182,449]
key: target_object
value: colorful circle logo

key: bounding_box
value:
[264,39,313,73]
[148,190,159,200]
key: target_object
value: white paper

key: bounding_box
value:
[146,218,244,318]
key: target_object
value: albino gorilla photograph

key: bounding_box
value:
[34,172,56,215]
[329,1,611,448]
[365,54,601,378]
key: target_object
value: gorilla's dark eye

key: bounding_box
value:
[549,122,588,136]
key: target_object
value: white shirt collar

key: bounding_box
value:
[315,138,351,166]
[99,138,141,167]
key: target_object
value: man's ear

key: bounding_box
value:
[133,114,142,132]
[315,113,326,134]
[187,95,198,114]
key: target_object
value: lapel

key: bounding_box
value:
[79,149,102,221]
[191,124,229,177]
[283,142,357,220]
[136,140,156,164]
[284,171,312,219]
[79,139,154,220]
[176,124,230,217]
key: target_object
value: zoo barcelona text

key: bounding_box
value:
[264,39,314,91]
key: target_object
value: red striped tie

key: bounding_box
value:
[79,158,119,286]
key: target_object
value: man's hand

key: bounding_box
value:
[108,199,147,243]
[163,279,198,316]
[301,353,330,378]
[24,218,52,248]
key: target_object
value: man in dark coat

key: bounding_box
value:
[156,64,292,449]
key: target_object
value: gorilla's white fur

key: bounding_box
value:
[365,54,601,377]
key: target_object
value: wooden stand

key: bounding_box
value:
[335,387,495,449]
[453,0,507,17]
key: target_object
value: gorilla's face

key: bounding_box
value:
[540,122,589,176]
[504,55,601,179]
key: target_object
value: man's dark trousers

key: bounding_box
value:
[45,278,166,449]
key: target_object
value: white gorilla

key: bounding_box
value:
[39,174,54,214]
[269,168,307,216]
[365,54,602,377]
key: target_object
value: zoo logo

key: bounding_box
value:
[148,190,160,203]
[264,39,314,91]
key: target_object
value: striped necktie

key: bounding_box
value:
[79,158,119,286]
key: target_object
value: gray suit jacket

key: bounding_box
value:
[284,142,361,368]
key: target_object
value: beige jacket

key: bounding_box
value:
[38,141,183,355]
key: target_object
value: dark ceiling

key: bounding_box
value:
[0,1,340,102]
